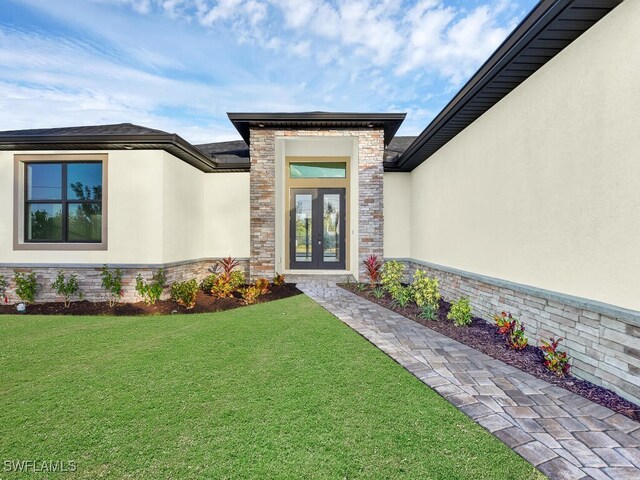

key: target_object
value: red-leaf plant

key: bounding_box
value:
[363,255,383,287]
[217,257,240,279]
[494,311,516,335]
[540,337,571,376]
[494,311,528,350]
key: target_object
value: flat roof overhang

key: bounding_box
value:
[228,112,406,147]
[0,134,218,172]
[386,0,624,172]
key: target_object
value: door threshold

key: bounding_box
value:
[284,269,353,275]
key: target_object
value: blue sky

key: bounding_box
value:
[0,0,537,144]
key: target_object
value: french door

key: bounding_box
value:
[290,188,346,270]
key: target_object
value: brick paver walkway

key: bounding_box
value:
[298,280,640,480]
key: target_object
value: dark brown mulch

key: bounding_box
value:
[341,283,640,422]
[0,284,302,316]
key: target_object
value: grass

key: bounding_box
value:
[0,295,542,479]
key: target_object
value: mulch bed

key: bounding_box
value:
[0,284,302,316]
[341,283,640,422]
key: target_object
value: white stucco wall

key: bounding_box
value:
[0,149,250,265]
[383,173,411,258]
[409,0,640,311]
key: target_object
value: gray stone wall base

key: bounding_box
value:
[0,258,249,304]
[390,258,640,406]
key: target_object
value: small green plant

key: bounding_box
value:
[273,272,285,286]
[229,270,246,289]
[390,286,413,309]
[363,255,383,287]
[13,271,37,304]
[354,282,368,292]
[381,260,404,298]
[240,285,261,305]
[411,270,440,310]
[419,303,437,321]
[447,297,472,327]
[170,279,199,309]
[200,274,217,293]
[0,274,8,303]
[51,271,82,308]
[370,286,385,299]
[540,337,571,376]
[135,269,166,305]
[101,265,123,307]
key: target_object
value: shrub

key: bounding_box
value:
[411,270,440,309]
[51,271,82,308]
[508,322,528,351]
[200,274,218,293]
[135,269,166,305]
[228,270,246,289]
[255,278,270,295]
[447,297,472,327]
[370,286,385,299]
[363,255,383,287]
[170,279,199,309]
[540,337,571,376]
[210,275,234,299]
[419,303,437,321]
[101,265,123,307]
[14,271,37,304]
[390,286,413,309]
[273,272,285,286]
[494,311,516,335]
[380,260,404,297]
[494,312,528,350]
[0,274,8,303]
[240,285,261,305]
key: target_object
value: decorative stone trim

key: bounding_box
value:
[388,258,640,405]
[0,258,249,303]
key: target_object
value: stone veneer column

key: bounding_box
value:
[356,129,385,280]
[248,128,385,281]
[249,128,276,280]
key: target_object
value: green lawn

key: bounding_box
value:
[0,295,541,479]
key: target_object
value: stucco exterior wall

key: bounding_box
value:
[409,0,640,312]
[383,173,411,258]
[0,149,250,265]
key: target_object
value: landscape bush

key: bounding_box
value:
[540,337,571,376]
[101,265,123,307]
[419,303,437,321]
[380,260,404,297]
[51,271,82,308]
[255,278,270,295]
[170,279,199,309]
[390,286,413,309]
[14,271,37,304]
[135,269,166,305]
[411,270,440,309]
[240,285,261,305]
[493,312,528,350]
[0,274,8,303]
[447,297,472,327]
[273,272,285,286]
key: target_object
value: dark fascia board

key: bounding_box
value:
[0,133,218,172]
[228,112,406,146]
[390,0,623,172]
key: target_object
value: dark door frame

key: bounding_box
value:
[289,188,346,270]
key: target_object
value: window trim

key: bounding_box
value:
[14,154,108,251]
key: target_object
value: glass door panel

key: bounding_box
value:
[322,194,340,263]
[294,193,313,263]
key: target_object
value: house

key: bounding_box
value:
[1,0,638,403]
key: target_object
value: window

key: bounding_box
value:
[25,162,103,243]
[289,162,346,178]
